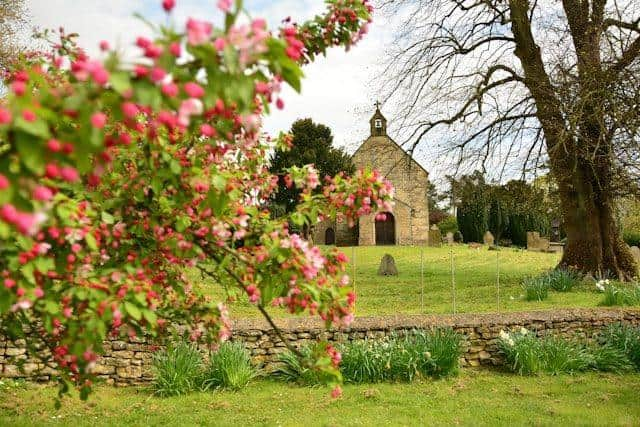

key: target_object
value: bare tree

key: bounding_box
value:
[0,0,27,71]
[378,0,640,278]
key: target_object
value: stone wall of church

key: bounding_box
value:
[353,136,430,246]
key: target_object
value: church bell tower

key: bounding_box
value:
[369,101,387,137]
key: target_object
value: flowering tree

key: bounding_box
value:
[0,0,392,401]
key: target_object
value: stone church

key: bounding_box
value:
[313,106,431,246]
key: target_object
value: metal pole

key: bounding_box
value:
[450,245,456,314]
[351,246,356,314]
[420,246,425,313]
[496,247,500,312]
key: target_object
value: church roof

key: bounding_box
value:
[353,105,430,177]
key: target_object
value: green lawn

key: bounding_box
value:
[2,371,639,426]
[197,245,606,318]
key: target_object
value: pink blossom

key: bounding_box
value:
[0,174,9,190]
[99,40,110,51]
[47,138,62,152]
[169,42,181,57]
[217,0,232,12]
[161,82,179,98]
[184,82,205,98]
[60,166,80,183]
[162,0,175,12]
[0,108,12,124]
[150,67,167,83]
[22,110,36,122]
[214,37,226,51]
[331,385,342,399]
[186,18,212,45]
[12,80,26,96]
[91,112,107,129]
[200,124,215,137]
[33,186,54,201]
[121,102,139,119]
[34,287,44,298]
[4,278,15,289]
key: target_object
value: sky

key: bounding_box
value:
[23,0,403,156]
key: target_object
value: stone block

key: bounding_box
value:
[116,365,142,379]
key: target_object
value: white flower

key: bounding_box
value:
[499,330,510,340]
[596,280,606,292]
[506,338,515,347]
[520,327,528,335]
[604,279,610,285]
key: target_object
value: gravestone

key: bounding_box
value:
[428,224,442,247]
[446,232,454,245]
[377,254,398,276]
[483,231,494,246]
[526,231,550,251]
[630,246,640,265]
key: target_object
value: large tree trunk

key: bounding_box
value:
[553,159,637,279]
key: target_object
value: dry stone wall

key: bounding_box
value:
[1,308,638,384]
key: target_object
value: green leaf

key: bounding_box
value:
[14,117,51,139]
[44,300,60,315]
[109,71,132,95]
[142,309,157,325]
[34,257,54,273]
[0,222,10,239]
[101,211,115,225]
[14,132,45,175]
[169,159,181,175]
[21,263,35,284]
[175,216,191,232]
[85,233,98,251]
[124,301,142,321]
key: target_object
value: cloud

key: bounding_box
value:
[25,1,428,174]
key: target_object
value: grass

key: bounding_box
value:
[2,371,640,426]
[194,245,605,318]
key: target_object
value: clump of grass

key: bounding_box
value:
[339,329,462,383]
[599,283,640,306]
[522,276,550,301]
[540,336,590,374]
[600,323,640,370]
[152,341,203,397]
[498,328,542,374]
[547,268,580,292]
[200,342,257,391]
[272,345,330,385]
[499,327,637,375]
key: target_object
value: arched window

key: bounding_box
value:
[325,227,336,245]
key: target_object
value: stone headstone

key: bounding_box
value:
[630,246,640,264]
[428,225,442,247]
[526,231,550,251]
[483,231,494,246]
[377,254,399,276]
[446,232,454,245]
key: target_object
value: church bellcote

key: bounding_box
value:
[369,102,387,137]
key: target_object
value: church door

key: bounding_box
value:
[375,213,395,245]
[325,228,336,245]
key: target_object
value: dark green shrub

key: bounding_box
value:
[200,342,256,391]
[152,341,203,397]
[438,216,458,235]
[453,231,463,243]
[623,230,640,247]
[547,269,580,292]
[522,276,549,301]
